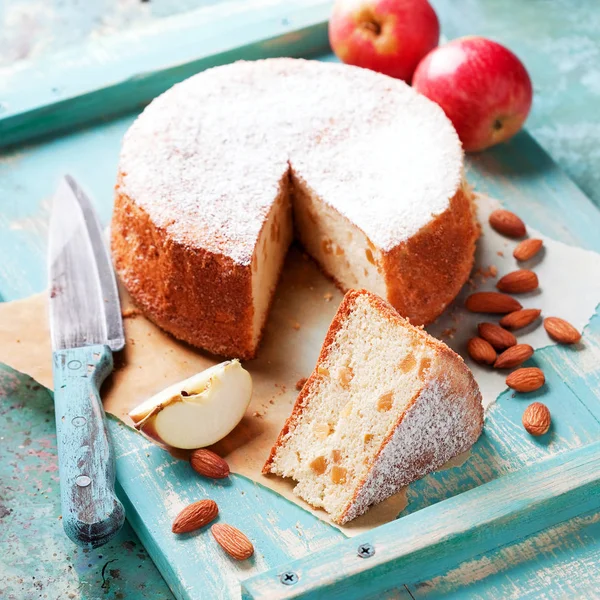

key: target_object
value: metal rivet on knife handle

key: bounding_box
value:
[75,475,92,488]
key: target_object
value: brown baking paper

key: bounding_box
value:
[6,193,600,534]
[0,246,433,535]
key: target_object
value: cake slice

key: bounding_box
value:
[263,289,483,524]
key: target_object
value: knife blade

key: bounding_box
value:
[48,175,125,547]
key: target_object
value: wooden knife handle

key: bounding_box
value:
[52,344,125,547]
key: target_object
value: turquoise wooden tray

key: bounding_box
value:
[1,1,599,598]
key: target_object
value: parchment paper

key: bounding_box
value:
[0,245,413,533]
[430,195,600,408]
[1,194,599,534]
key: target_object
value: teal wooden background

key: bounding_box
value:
[2,0,598,206]
[1,1,600,599]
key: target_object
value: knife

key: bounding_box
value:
[48,175,126,547]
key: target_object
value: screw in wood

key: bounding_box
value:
[279,571,299,585]
[357,543,375,558]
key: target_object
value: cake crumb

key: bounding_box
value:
[292,321,301,330]
[252,411,264,418]
[475,264,498,281]
[296,377,308,390]
[497,250,504,257]
[323,292,333,302]
[122,307,141,318]
[441,328,456,339]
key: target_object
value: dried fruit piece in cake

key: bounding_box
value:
[263,289,483,524]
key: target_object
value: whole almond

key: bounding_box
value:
[494,344,534,369]
[478,322,517,350]
[467,337,496,365]
[514,239,543,261]
[506,368,545,392]
[190,449,230,479]
[496,270,539,294]
[172,499,218,534]
[522,402,551,436]
[500,309,542,330]
[211,523,254,560]
[465,292,522,314]
[489,209,526,238]
[543,317,581,344]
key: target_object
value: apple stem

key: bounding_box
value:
[493,118,504,131]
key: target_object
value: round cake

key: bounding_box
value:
[112,58,478,359]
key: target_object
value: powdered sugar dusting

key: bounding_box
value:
[119,58,463,263]
[343,362,483,523]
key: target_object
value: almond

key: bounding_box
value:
[190,449,230,479]
[494,344,534,369]
[489,209,526,238]
[500,309,542,330]
[465,292,522,314]
[478,322,517,350]
[543,317,581,344]
[172,499,218,534]
[496,270,539,293]
[506,368,545,392]
[211,523,254,560]
[467,337,496,365]
[514,239,543,261]
[522,402,551,436]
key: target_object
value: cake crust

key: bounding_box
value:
[263,289,483,523]
[382,182,478,324]
[112,176,255,358]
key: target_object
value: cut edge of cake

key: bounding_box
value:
[263,289,483,524]
[113,165,478,359]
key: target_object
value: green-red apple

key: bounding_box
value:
[413,37,533,152]
[329,0,440,82]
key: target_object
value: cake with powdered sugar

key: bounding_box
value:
[111,58,478,359]
[263,289,483,524]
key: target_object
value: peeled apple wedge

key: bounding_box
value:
[129,360,252,449]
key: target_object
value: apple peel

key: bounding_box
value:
[129,360,252,449]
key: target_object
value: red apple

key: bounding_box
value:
[412,36,533,152]
[328,0,440,83]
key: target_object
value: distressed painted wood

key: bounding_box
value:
[109,418,345,600]
[52,345,125,547]
[241,441,600,599]
[0,1,232,67]
[1,1,600,598]
[0,0,331,149]
[0,364,174,600]
[404,507,600,599]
